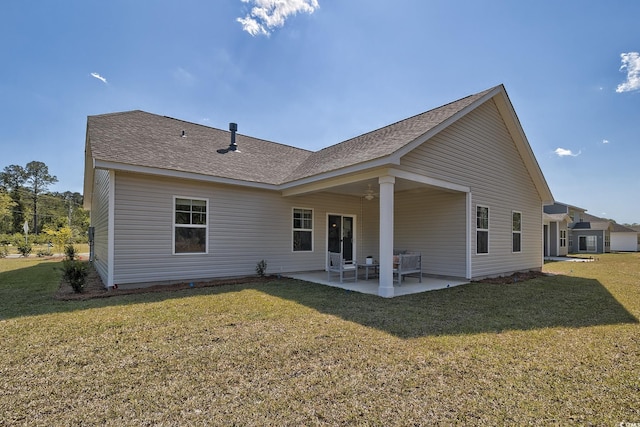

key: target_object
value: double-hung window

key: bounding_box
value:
[476,206,489,254]
[512,211,522,253]
[174,197,208,254]
[559,230,567,248]
[293,208,313,252]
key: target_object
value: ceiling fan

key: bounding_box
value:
[363,184,378,201]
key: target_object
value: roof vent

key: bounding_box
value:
[229,123,238,152]
[181,130,187,138]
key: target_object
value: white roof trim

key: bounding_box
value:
[388,168,470,193]
[93,160,280,191]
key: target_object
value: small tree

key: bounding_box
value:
[44,226,73,255]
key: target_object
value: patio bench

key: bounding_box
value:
[393,252,422,284]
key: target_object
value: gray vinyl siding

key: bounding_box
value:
[90,169,111,285]
[394,190,466,277]
[111,172,362,286]
[570,230,606,254]
[399,99,543,278]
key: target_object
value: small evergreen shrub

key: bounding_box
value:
[62,260,88,293]
[64,244,78,261]
[256,259,268,277]
[17,243,32,257]
[0,245,8,258]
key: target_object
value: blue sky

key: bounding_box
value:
[1,1,638,223]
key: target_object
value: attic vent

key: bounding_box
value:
[229,122,239,152]
[216,123,240,154]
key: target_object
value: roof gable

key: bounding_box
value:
[285,87,493,182]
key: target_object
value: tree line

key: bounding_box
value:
[0,161,89,244]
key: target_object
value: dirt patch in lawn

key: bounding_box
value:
[472,270,548,285]
[55,262,276,301]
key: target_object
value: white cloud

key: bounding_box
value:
[615,52,640,93]
[554,148,581,157]
[237,0,319,36]
[602,139,609,144]
[90,72,107,84]
[174,67,196,86]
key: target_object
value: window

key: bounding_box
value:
[578,235,597,252]
[293,208,313,252]
[476,206,489,254]
[559,230,567,247]
[174,197,207,254]
[512,211,522,253]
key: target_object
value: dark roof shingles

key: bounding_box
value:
[88,86,496,185]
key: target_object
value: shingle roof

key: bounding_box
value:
[573,212,616,231]
[87,87,497,186]
[87,110,313,185]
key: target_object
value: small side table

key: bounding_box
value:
[358,262,379,280]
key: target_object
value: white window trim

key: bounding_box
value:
[512,210,522,253]
[292,207,314,253]
[476,205,489,255]
[173,196,209,255]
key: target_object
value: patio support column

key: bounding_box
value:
[378,176,395,298]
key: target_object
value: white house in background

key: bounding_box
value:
[83,84,554,297]
[610,222,638,252]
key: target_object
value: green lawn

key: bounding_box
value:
[0,254,638,425]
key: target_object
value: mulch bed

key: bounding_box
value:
[55,262,276,301]
[472,270,548,285]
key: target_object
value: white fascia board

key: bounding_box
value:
[280,158,399,196]
[93,160,279,191]
[387,168,470,193]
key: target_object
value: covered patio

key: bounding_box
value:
[283,167,471,298]
[285,270,469,297]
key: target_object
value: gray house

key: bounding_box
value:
[83,84,553,297]
[543,202,586,257]
[545,203,623,255]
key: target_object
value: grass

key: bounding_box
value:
[0,254,639,425]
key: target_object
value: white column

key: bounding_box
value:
[378,176,395,297]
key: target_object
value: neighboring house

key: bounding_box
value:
[610,222,639,252]
[83,84,553,297]
[543,202,586,257]
[570,212,613,254]
[632,226,640,252]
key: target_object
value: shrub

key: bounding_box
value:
[0,244,8,258]
[64,244,78,261]
[37,249,53,257]
[62,260,88,293]
[256,259,268,277]
[17,243,32,257]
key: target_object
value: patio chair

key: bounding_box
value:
[327,252,357,283]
